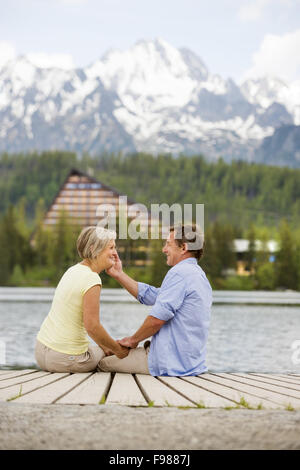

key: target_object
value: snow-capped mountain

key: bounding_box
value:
[0,38,300,165]
[240,77,300,125]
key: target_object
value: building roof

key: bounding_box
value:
[42,167,142,228]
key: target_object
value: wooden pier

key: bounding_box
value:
[1,369,300,409]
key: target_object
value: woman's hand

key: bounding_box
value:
[102,346,115,357]
[115,344,130,359]
[106,252,123,279]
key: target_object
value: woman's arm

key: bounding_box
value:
[83,285,129,359]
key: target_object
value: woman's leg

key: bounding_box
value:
[98,345,150,374]
[35,340,47,371]
[68,345,105,373]
[35,340,105,373]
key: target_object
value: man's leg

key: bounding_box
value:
[98,345,150,374]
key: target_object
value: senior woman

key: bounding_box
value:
[35,226,129,373]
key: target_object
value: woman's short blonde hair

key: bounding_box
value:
[77,226,116,260]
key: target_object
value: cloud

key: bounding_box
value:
[242,30,300,82]
[0,41,16,69]
[238,0,300,21]
[26,53,75,69]
[56,0,89,4]
[238,0,271,21]
[0,41,75,70]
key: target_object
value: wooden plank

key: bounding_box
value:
[0,371,48,389]
[157,376,235,408]
[106,373,147,406]
[0,371,22,378]
[16,373,92,404]
[0,370,16,375]
[181,375,284,409]
[0,373,70,402]
[0,369,37,375]
[238,373,300,391]
[276,374,300,383]
[246,373,300,382]
[135,375,195,407]
[203,373,300,409]
[57,372,111,404]
[0,369,39,382]
[227,373,300,397]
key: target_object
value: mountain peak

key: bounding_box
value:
[179,47,208,82]
[86,37,198,106]
[1,38,300,165]
[240,75,296,114]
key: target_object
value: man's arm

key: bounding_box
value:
[106,252,138,297]
[106,253,160,304]
[118,315,166,348]
[118,271,186,349]
[113,270,139,298]
[119,271,187,348]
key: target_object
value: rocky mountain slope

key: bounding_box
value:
[1,38,299,165]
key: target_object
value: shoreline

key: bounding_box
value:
[1,287,300,305]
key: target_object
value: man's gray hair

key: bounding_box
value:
[170,223,204,260]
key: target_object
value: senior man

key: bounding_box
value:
[98,224,212,376]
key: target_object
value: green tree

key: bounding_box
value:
[32,198,55,268]
[0,206,33,285]
[149,240,169,286]
[274,220,298,290]
[255,263,276,290]
[51,210,79,281]
[9,264,25,286]
[244,224,256,273]
[201,222,236,281]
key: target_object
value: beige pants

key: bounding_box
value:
[98,343,151,374]
[35,339,105,373]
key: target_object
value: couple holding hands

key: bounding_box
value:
[35,224,212,377]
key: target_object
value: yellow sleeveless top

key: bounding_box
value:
[37,263,101,354]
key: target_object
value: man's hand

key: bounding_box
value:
[115,344,130,359]
[106,252,123,279]
[118,336,139,349]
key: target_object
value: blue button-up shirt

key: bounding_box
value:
[137,257,212,376]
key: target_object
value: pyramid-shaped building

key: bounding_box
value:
[43,168,141,228]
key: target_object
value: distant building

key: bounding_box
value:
[42,168,152,266]
[43,168,139,227]
[233,239,279,276]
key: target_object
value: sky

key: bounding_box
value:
[0,0,300,83]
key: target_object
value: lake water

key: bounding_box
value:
[0,289,300,373]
